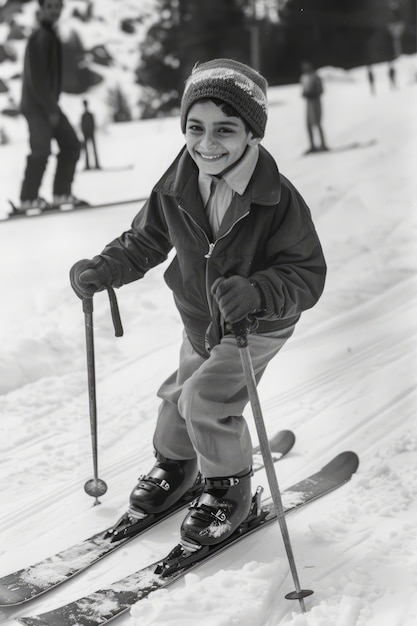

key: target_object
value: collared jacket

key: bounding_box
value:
[101,146,326,357]
[20,20,62,118]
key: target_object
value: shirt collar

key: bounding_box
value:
[222,143,259,196]
[154,145,281,207]
[198,144,259,205]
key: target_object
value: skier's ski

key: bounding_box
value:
[0,430,295,607]
[17,451,359,626]
[79,164,134,173]
[2,198,146,221]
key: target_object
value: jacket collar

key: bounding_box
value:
[153,144,281,208]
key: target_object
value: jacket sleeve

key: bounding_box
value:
[99,192,173,286]
[251,178,326,321]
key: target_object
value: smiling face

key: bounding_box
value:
[184,100,260,176]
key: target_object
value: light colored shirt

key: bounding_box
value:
[198,144,259,237]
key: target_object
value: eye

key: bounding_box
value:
[217,127,235,135]
[186,123,203,133]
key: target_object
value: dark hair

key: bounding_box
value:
[199,97,256,137]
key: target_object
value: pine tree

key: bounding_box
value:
[107,86,133,123]
[136,0,250,119]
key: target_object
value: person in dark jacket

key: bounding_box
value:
[300,61,328,154]
[19,0,81,212]
[70,59,326,548]
[80,99,100,170]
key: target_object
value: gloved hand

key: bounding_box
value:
[211,276,263,324]
[69,256,113,300]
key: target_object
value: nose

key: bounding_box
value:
[198,131,217,151]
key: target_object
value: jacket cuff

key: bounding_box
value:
[250,275,274,316]
[94,255,122,287]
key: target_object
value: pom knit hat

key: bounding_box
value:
[180,58,268,138]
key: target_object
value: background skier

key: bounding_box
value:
[18,0,82,212]
[80,99,100,170]
[300,61,328,154]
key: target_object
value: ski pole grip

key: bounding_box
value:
[107,287,124,337]
[231,317,251,349]
[83,297,93,314]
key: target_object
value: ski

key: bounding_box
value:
[79,164,134,173]
[17,451,359,626]
[0,430,295,607]
[2,198,146,221]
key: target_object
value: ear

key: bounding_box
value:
[247,133,261,147]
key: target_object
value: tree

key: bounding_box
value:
[136,0,250,119]
[107,86,133,123]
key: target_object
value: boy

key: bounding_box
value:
[70,59,326,548]
[19,0,82,212]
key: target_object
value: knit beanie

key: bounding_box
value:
[180,58,268,138]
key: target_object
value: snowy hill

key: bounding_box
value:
[0,54,417,626]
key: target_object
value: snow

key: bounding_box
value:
[0,52,417,626]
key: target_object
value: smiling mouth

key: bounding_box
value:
[197,152,226,161]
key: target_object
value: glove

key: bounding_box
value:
[69,256,113,300]
[211,276,263,324]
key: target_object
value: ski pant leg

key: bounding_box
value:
[20,112,52,201]
[52,112,81,196]
[154,325,295,477]
[83,135,90,169]
[153,333,205,461]
[180,326,295,476]
[91,135,100,168]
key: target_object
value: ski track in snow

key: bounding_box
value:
[0,45,417,626]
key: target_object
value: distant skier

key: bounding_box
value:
[80,99,100,170]
[18,0,84,213]
[300,61,328,154]
[367,66,376,95]
[70,59,326,549]
[388,63,397,89]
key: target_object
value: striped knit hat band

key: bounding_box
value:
[181,59,268,138]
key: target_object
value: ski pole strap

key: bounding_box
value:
[107,287,124,337]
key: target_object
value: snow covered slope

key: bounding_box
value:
[0,55,416,626]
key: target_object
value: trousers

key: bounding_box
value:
[82,134,100,169]
[20,109,81,201]
[153,324,295,477]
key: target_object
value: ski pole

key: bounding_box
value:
[82,295,108,505]
[82,287,124,505]
[232,317,313,613]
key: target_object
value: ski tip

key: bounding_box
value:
[269,430,296,455]
[322,451,359,477]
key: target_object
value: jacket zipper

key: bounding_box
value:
[178,205,250,319]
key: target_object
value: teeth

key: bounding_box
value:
[199,153,223,160]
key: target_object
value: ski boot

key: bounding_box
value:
[15,197,51,215]
[180,467,253,547]
[128,451,199,519]
[53,194,89,210]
